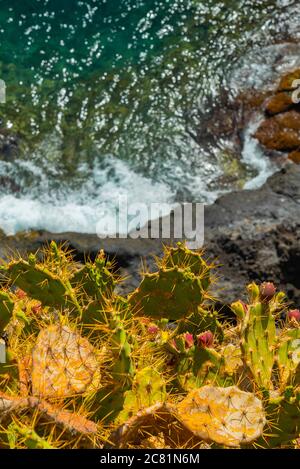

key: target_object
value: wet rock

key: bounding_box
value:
[288,150,300,163]
[195,88,269,156]
[0,130,18,161]
[0,176,20,192]
[275,110,300,130]
[254,68,300,156]
[278,68,300,91]
[265,92,293,115]
[254,114,300,151]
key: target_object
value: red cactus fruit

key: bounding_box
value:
[184,333,194,349]
[197,330,214,348]
[16,289,27,299]
[148,324,159,335]
[260,282,276,301]
[140,318,150,325]
[287,309,300,322]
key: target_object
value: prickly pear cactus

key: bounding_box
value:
[0,242,299,449]
[118,367,166,423]
[129,243,211,320]
[4,255,81,314]
[7,422,54,449]
[177,308,224,342]
[262,390,300,448]
[176,344,225,391]
[242,302,276,389]
[231,284,280,390]
[176,386,266,447]
[0,291,14,334]
[31,324,101,398]
[276,328,300,389]
[70,250,116,303]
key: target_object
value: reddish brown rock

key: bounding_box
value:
[278,69,300,92]
[275,110,300,130]
[265,92,293,115]
[256,69,300,156]
[254,117,300,151]
[288,150,300,164]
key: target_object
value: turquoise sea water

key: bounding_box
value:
[0,0,299,234]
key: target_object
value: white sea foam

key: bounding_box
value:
[241,118,278,190]
[0,157,175,236]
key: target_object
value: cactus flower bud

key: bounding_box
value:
[231,301,248,320]
[287,309,300,322]
[260,282,276,301]
[197,330,214,348]
[184,333,194,349]
[170,339,179,352]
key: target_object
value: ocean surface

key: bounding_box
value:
[0,0,299,235]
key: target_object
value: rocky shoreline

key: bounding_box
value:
[0,162,299,308]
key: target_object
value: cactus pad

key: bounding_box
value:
[277,328,300,387]
[0,291,14,334]
[130,268,205,320]
[118,368,166,423]
[176,386,266,447]
[241,302,276,389]
[31,325,100,398]
[70,251,116,303]
[129,243,211,320]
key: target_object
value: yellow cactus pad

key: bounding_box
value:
[176,386,266,447]
[31,325,100,398]
[222,344,243,375]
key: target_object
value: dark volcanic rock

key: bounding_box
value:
[0,129,21,191]
[0,164,299,307]
[204,164,300,305]
[0,129,18,161]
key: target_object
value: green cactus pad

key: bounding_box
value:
[70,251,116,303]
[129,244,211,320]
[277,328,300,388]
[177,308,224,342]
[7,423,54,449]
[161,243,211,290]
[0,291,14,334]
[264,395,300,447]
[130,268,205,320]
[241,302,276,389]
[6,260,71,307]
[118,367,167,423]
[177,347,225,391]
